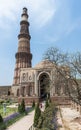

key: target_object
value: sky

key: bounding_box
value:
[0,0,81,85]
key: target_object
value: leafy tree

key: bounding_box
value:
[18,99,26,114]
[37,103,58,130]
[34,102,41,127]
[32,100,35,108]
[18,104,21,113]
[43,46,81,103]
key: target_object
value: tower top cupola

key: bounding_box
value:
[21,7,28,22]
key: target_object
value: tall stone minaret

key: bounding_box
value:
[13,7,32,85]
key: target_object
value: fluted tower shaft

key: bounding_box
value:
[13,7,32,85]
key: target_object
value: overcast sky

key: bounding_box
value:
[0,0,81,85]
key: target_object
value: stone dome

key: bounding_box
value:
[34,59,55,69]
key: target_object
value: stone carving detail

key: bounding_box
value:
[21,70,34,83]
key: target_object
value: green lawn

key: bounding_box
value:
[0,104,17,118]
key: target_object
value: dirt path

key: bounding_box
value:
[60,107,81,130]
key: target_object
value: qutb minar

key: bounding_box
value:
[12,7,70,105]
[13,7,32,85]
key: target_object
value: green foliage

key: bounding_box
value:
[0,100,4,105]
[0,114,6,130]
[6,99,10,104]
[18,99,26,114]
[0,114,3,123]
[34,102,41,127]
[37,103,58,130]
[45,98,49,109]
[18,104,21,113]
[0,122,6,130]
[32,100,35,108]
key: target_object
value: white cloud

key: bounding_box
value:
[27,0,56,28]
[0,0,80,41]
[0,0,56,29]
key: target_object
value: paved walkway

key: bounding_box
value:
[6,110,35,130]
[6,102,45,130]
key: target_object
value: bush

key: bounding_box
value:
[18,99,26,114]
[0,122,6,130]
[18,104,21,113]
[0,114,3,123]
[0,114,6,130]
[45,98,49,109]
[32,100,35,108]
[37,103,58,130]
[34,102,41,127]
[0,100,4,105]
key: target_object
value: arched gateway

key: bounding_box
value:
[38,72,50,100]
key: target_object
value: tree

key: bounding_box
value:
[34,102,41,127]
[43,46,81,103]
[37,103,58,130]
[18,99,26,114]
[32,100,35,108]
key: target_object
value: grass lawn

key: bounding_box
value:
[0,104,18,118]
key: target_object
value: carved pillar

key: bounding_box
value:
[20,86,23,97]
[26,86,28,96]
[35,71,38,96]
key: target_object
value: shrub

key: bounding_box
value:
[45,98,49,109]
[0,114,3,123]
[34,102,41,127]
[0,122,6,130]
[0,114,6,130]
[18,99,26,114]
[37,103,58,130]
[0,100,4,105]
[32,100,35,108]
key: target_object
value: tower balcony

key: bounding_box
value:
[15,52,32,60]
[18,33,31,40]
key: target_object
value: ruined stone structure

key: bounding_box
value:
[0,86,11,99]
[12,7,70,105]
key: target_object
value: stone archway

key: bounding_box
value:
[38,72,50,100]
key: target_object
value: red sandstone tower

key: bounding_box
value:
[13,7,32,85]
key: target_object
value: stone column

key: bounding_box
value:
[60,86,63,95]
[26,85,29,96]
[53,85,55,95]
[32,85,35,96]
[38,81,40,97]
[20,86,23,97]
[35,71,38,96]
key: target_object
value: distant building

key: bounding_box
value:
[0,86,11,98]
[12,7,70,105]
